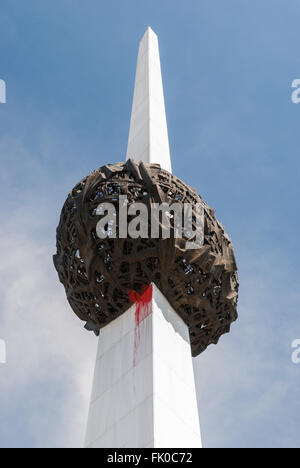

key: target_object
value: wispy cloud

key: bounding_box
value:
[0,135,97,448]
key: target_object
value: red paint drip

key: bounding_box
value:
[128,284,153,367]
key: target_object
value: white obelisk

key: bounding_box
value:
[84,27,202,449]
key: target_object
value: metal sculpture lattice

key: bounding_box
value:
[54,159,238,356]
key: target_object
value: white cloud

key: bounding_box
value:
[0,189,97,447]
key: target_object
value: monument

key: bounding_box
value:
[54,27,239,448]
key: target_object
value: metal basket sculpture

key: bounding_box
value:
[54,159,238,356]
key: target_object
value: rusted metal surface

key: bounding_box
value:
[54,159,238,356]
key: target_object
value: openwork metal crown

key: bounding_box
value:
[54,159,238,356]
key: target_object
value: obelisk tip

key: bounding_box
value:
[127,27,172,173]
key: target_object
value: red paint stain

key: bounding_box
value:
[128,284,153,367]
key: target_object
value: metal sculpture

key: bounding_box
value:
[54,159,238,356]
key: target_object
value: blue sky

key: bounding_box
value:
[0,0,300,448]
